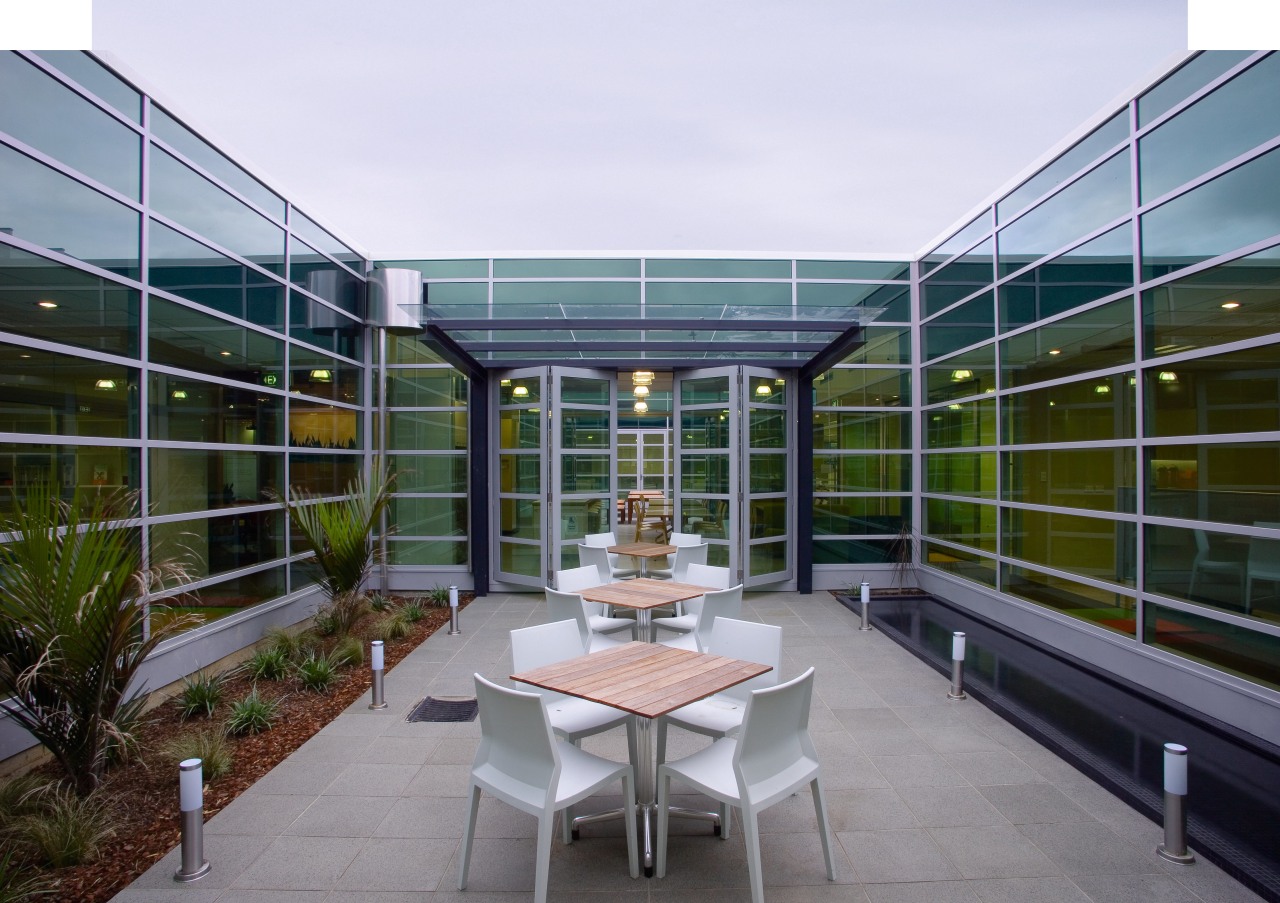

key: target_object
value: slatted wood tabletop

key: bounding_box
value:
[608,542,676,560]
[579,577,710,612]
[512,641,771,719]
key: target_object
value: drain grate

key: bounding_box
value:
[406,696,478,723]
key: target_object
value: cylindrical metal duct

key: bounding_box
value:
[368,267,425,334]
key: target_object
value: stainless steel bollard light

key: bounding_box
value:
[173,758,211,882]
[859,581,872,631]
[1157,743,1195,864]
[369,639,387,710]
[448,584,461,635]
[947,631,967,700]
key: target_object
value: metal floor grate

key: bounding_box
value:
[405,696,478,723]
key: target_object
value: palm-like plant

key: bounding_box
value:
[286,461,396,606]
[0,485,193,797]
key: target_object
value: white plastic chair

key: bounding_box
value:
[656,617,783,775]
[648,542,709,582]
[656,583,743,650]
[545,588,628,653]
[555,565,636,640]
[684,562,732,590]
[581,533,639,579]
[655,667,834,903]
[511,621,637,778]
[459,674,639,903]
[1188,529,1244,599]
[579,543,638,582]
[1245,522,1280,614]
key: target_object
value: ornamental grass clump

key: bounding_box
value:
[4,783,114,868]
[225,689,278,735]
[157,727,233,780]
[244,646,291,681]
[178,670,225,719]
[295,652,341,693]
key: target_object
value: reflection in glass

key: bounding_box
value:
[291,210,362,270]
[924,542,997,587]
[0,344,136,438]
[831,327,911,366]
[289,453,360,497]
[149,296,284,385]
[748,497,786,539]
[0,442,139,500]
[1003,378,1135,445]
[796,282,908,321]
[1145,604,1280,688]
[925,399,996,449]
[1145,345,1280,437]
[921,214,990,272]
[561,454,609,492]
[290,238,362,316]
[561,411,609,448]
[387,411,467,450]
[1000,298,1133,389]
[33,51,142,122]
[1145,442,1280,528]
[150,221,284,330]
[150,374,282,446]
[500,377,541,404]
[816,369,909,406]
[493,258,640,278]
[813,411,910,450]
[749,453,786,492]
[1004,508,1132,587]
[151,509,284,581]
[925,452,997,498]
[500,453,540,494]
[151,106,284,218]
[797,259,910,280]
[922,292,994,360]
[999,224,1132,323]
[749,541,787,577]
[647,282,790,310]
[498,409,541,450]
[289,293,361,359]
[1138,51,1252,127]
[813,453,909,493]
[997,112,1129,222]
[150,447,283,515]
[814,538,898,564]
[680,375,731,405]
[925,348,994,403]
[388,539,468,566]
[647,259,791,278]
[1003,563,1136,635]
[288,401,360,449]
[154,565,287,633]
[290,346,360,405]
[500,539,542,576]
[679,453,730,494]
[561,376,610,405]
[681,409,731,449]
[386,454,467,493]
[813,497,906,536]
[1005,448,1135,512]
[925,498,997,553]
[921,238,993,316]
[389,496,467,536]
[749,410,786,448]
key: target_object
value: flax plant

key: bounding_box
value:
[0,485,194,797]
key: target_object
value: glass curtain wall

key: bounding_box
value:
[917,50,1280,690]
[0,50,369,634]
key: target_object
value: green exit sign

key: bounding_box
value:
[262,374,279,387]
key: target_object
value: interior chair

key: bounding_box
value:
[459,674,639,903]
[1245,522,1280,614]
[647,541,709,582]
[556,564,636,640]
[656,618,783,777]
[511,621,637,778]
[634,496,673,543]
[654,667,834,903]
[579,543,638,582]
[545,588,629,652]
[1188,529,1245,600]
[656,583,743,650]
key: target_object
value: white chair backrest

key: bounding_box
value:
[584,531,617,547]
[545,588,591,648]
[671,543,709,581]
[685,562,731,590]
[705,617,782,701]
[667,532,702,547]
[473,673,559,797]
[1248,522,1280,577]
[556,564,601,593]
[511,621,587,708]
[733,667,817,795]
[577,544,612,584]
[691,584,743,650]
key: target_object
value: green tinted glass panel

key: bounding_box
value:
[997,112,1129,222]
[815,369,908,406]
[0,245,139,357]
[749,454,786,493]
[500,377,541,404]
[747,377,785,405]
[999,224,1133,323]
[151,375,283,446]
[924,498,997,553]
[291,211,360,270]
[797,260,909,280]
[500,454,540,494]
[922,292,993,360]
[288,347,360,406]
[680,375,731,405]
[499,497,542,542]
[646,259,790,278]
[387,454,467,493]
[152,509,284,581]
[1003,563,1136,635]
[798,282,910,322]
[1141,147,1280,278]
[389,496,467,536]
[152,106,283,218]
[1145,523,1252,613]
[561,376,609,405]
[289,454,360,497]
[921,239,993,316]
[925,399,996,449]
[561,412,609,449]
[749,410,786,448]
[1145,344,1280,437]
[748,497,786,539]
[499,409,541,449]
[0,143,139,278]
[1003,378,1135,444]
[1142,248,1280,358]
[1141,54,1280,202]
[0,443,138,502]
[1145,604,1280,689]
[425,281,487,305]
[646,282,790,307]
[493,281,639,311]
[387,337,448,366]
[383,259,488,278]
[680,454,730,495]
[0,52,140,199]
[998,152,1130,268]
[749,541,787,576]
[158,566,287,633]
[813,538,897,564]
[925,452,996,498]
[925,347,995,404]
[561,497,610,537]
[150,221,285,331]
[831,327,910,365]
[561,455,609,492]
[1146,443,1280,528]
[288,401,360,450]
[0,343,135,438]
[493,258,639,277]
[814,411,910,450]
[150,448,283,515]
[1004,508,1132,587]
[813,497,906,536]
[387,368,467,407]
[289,293,360,358]
[1138,51,1252,127]
[813,453,909,493]
[34,51,142,122]
[291,240,362,315]
[680,410,731,448]
[387,539,468,565]
[922,215,991,271]
[1005,448,1136,512]
[149,297,284,386]
[1000,298,1134,389]
[387,411,467,450]
[924,542,998,588]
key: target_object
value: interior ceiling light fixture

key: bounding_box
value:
[1221,300,1241,309]
[171,389,188,399]
[951,369,973,381]
[1048,349,1062,356]
[755,384,772,396]
[94,378,117,390]
[1094,383,1112,395]
[1158,371,1179,383]
[36,300,58,309]
[633,370,654,385]
[633,384,650,398]
[309,369,332,382]
[512,384,529,397]
[633,400,648,413]
[219,350,232,357]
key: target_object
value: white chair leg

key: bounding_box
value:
[457,783,482,890]
[720,802,732,840]
[655,768,671,878]
[622,769,640,879]
[811,776,836,880]
[533,810,555,903]
[655,717,668,766]
[741,808,765,903]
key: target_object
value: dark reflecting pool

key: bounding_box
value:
[861,594,1280,903]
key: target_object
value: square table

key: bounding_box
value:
[608,541,676,577]
[580,577,710,642]
[513,640,771,875]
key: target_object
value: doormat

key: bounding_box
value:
[406,696,478,723]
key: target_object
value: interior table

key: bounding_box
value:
[512,640,770,876]
[608,541,676,577]
[580,577,709,642]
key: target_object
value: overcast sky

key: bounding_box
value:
[94,1,1187,260]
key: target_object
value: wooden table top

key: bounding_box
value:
[579,577,711,611]
[512,641,771,719]
[609,542,676,559]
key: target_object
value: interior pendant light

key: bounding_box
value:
[633,400,648,413]
[755,384,772,396]
[512,384,529,397]
[633,384,650,398]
